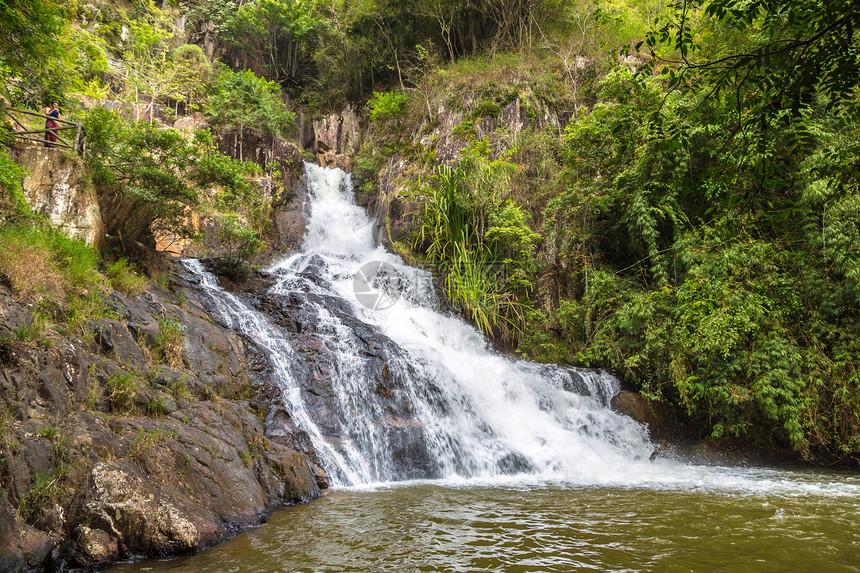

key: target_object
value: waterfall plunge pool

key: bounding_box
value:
[106,469,859,572]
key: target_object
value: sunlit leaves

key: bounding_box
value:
[206,66,295,138]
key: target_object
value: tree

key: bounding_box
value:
[645,0,860,123]
[206,65,295,139]
[0,0,67,105]
[169,44,213,113]
[415,0,459,61]
[122,19,175,121]
[227,0,327,87]
[83,108,253,249]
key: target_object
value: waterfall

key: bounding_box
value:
[184,163,658,487]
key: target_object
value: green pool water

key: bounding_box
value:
[106,466,860,572]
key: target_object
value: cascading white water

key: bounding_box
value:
[183,163,860,496]
[188,163,656,485]
[271,164,661,483]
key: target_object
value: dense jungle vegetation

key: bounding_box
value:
[2,0,859,465]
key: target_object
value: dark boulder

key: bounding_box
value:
[0,499,53,572]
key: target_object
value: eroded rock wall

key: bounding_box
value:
[313,107,362,172]
[0,260,325,572]
[9,143,103,247]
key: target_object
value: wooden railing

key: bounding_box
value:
[2,107,86,156]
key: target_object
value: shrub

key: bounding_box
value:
[368,91,409,123]
[170,44,212,111]
[207,213,264,281]
[0,150,28,218]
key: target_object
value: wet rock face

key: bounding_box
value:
[215,125,304,187]
[264,174,310,265]
[239,260,436,481]
[0,262,325,572]
[611,392,672,438]
[313,107,361,171]
[9,143,104,247]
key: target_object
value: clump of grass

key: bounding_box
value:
[104,371,139,414]
[18,470,67,520]
[146,395,169,417]
[0,239,64,301]
[66,291,114,341]
[153,317,184,368]
[452,120,477,140]
[14,311,50,343]
[106,258,148,296]
[37,426,60,439]
[170,379,190,402]
[19,425,70,521]
[0,407,16,449]
[128,428,177,463]
[86,377,102,411]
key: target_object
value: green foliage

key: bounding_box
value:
[644,0,860,142]
[0,0,67,105]
[104,371,139,414]
[452,120,477,140]
[169,44,212,111]
[471,84,518,118]
[0,150,29,219]
[62,26,111,99]
[106,259,148,296]
[368,91,409,123]
[121,17,176,114]
[519,21,860,459]
[414,151,534,339]
[84,107,258,249]
[416,165,474,261]
[223,0,327,86]
[444,241,526,336]
[0,223,112,339]
[152,317,183,368]
[209,213,265,281]
[206,66,295,138]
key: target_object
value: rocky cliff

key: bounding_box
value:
[8,144,103,248]
[0,260,326,572]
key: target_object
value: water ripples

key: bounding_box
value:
[108,478,860,573]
